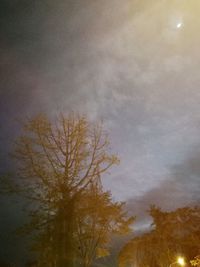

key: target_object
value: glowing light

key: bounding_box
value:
[176,22,183,29]
[177,257,185,266]
[169,257,186,267]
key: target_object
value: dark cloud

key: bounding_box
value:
[1,0,200,265]
[1,0,200,208]
[126,148,200,230]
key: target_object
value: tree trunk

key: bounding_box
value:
[56,199,75,267]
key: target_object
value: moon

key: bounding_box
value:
[176,22,183,29]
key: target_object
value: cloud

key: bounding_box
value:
[1,0,200,265]
[126,147,200,230]
[1,0,200,198]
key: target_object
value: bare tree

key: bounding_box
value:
[75,181,134,267]
[13,113,119,267]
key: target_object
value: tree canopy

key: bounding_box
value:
[119,205,200,267]
[9,113,133,267]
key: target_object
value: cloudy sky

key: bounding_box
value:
[0,0,200,263]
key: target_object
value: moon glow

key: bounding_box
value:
[176,22,183,28]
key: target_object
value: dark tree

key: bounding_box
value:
[119,205,200,267]
[12,113,120,267]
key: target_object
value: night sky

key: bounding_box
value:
[1,0,200,265]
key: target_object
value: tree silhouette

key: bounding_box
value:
[119,205,200,267]
[12,113,120,267]
[74,181,134,267]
